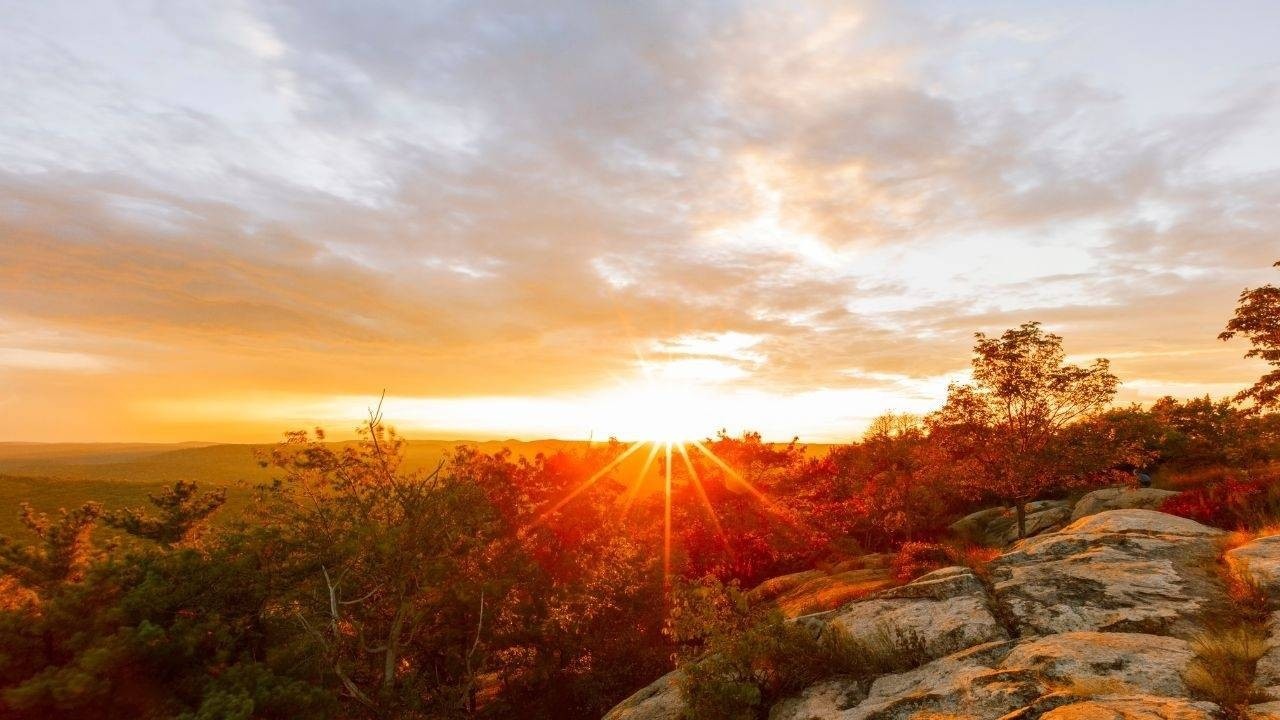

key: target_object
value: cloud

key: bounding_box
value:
[0,0,1278,440]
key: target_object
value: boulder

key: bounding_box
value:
[1071,487,1180,522]
[1035,695,1223,719]
[776,632,1206,720]
[844,639,1036,720]
[768,678,867,720]
[601,670,683,720]
[989,510,1226,637]
[1226,534,1280,597]
[770,568,895,618]
[998,632,1194,697]
[751,555,895,617]
[825,566,1010,661]
[952,500,1072,546]
[1254,612,1280,700]
[1251,701,1280,719]
[951,506,1009,539]
[1005,504,1073,545]
[604,510,1242,720]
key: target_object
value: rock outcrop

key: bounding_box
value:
[951,500,1072,546]
[1036,696,1222,719]
[1070,487,1180,521]
[752,555,894,617]
[605,510,1280,720]
[823,566,1009,661]
[988,510,1225,637]
[1227,534,1280,596]
[602,671,684,720]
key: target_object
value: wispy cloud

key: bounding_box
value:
[1,0,1278,440]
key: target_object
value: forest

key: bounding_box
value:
[1,263,1279,720]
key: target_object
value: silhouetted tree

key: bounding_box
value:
[1221,260,1280,411]
[927,322,1124,538]
[103,480,226,548]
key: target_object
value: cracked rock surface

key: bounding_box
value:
[605,510,1276,720]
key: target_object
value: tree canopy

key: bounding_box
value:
[1221,260,1280,411]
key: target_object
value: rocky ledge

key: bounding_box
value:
[605,510,1280,720]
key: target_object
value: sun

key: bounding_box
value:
[532,380,802,586]
[615,384,707,445]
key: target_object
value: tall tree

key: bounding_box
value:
[927,322,1124,538]
[1221,261,1280,411]
[103,480,226,548]
[258,413,509,718]
[0,502,101,597]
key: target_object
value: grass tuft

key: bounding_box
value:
[1183,625,1268,719]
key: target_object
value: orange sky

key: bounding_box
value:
[2,2,1279,442]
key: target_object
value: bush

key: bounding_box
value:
[890,542,954,582]
[1160,467,1280,530]
[889,541,1001,583]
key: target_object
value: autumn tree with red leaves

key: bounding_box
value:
[1221,260,1280,412]
[927,322,1128,539]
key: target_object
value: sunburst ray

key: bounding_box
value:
[533,439,647,525]
[621,440,661,516]
[663,440,673,584]
[690,439,810,531]
[676,442,733,556]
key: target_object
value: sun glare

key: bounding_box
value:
[607,383,708,444]
[531,372,809,587]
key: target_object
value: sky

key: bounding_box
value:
[2,0,1279,443]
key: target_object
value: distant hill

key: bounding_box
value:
[0,438,835,537]
[0,439,590,537]
[0,438,697,536]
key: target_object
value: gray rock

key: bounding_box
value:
[769,678,866,720]
[1035,695,1223,719]
[1251,701,1280,719]
[602,670,683,720]
[846,640,1035,720]
[952,501,1073,546]
[1226,534,1280,597]
[989,510,1226,637]
[1071,487,1180,522]
[998,632,1194,697]
[826,566,1009,661]
[604,510,1241,720]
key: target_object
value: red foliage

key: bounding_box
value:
[890,541,954,582]
[1159,468,1280,530]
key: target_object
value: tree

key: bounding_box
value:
[257,412,513,718]
[0,502,101,597]
[1221,261,1280,411]
[927,322,1125,538]
[103,481,226,548]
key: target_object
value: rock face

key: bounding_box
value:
[751,555,894,617]
[604,511,1271,720]
[824,566,1009,661]
[951,500,1072,546]
[1037,696,1222,719]
[989,510,1225,637]
[1227,534,1280,597]
[1252,700,1280,719]
[773,632,1206,720]
[1253,612,1280,701]
[1070,487,1180,522]
[602,671,683,720]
